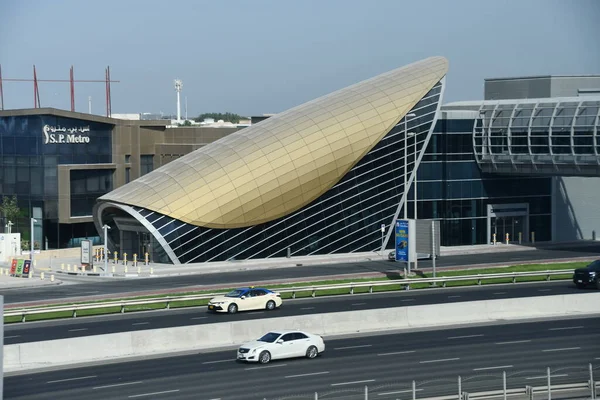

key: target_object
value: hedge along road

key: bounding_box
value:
[4,242,600,305]
[3,262,593,345]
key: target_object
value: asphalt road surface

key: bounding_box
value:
[4,243,600,305]
[4,281,595,344]
[5,317,600,400]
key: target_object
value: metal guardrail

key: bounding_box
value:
[4,269,574,322]
[266,364,598,400]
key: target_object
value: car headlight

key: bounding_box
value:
[590,272,596,277]
[211,301,225,305]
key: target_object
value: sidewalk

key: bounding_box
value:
[3,240,596,281]
[20,242,551,279]
[0,272,62,290]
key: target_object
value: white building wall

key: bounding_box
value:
[552,176,600,241]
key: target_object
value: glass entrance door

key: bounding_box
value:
[492,216,526,243]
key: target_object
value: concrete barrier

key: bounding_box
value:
[5,292,600,372]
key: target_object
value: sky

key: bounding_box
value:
[1,0,599,118]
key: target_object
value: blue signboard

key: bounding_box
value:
[395,220,409,262]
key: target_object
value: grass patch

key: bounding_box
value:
[4,260,587,323]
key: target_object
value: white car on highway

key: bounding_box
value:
[237,330,325,364]
[207,287,282,314]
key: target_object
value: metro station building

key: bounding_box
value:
[1,58,599,263]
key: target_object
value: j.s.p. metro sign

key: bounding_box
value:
[43,125,91,144]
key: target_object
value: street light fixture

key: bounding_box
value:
[102,224,111,272]
[6,220,13,234]
[403,113,416,219]
[30,217,37,268]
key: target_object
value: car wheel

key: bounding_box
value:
[227,303,238,314]
[306,345,318,359]
[266,300,276,311]
[259,350,271,364]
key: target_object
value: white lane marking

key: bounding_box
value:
[448,334,483,340]
[4,335,20,339]
[493,292,506,295]
[401,299,415,302]
[285,371,330,378]
[378,389,423,396]
[495,340,532,345]
[47,375,97,384]
[473,365,513,371]
[94,381,143,390]
[548,326,584,331]
[448,295,461,298]
[202,359,233,364]
[71,291,100,295]
[351,303,366,306]
[542,347,580,352]
[129,390,180,398]
[420,357,460,364]
[331,379,375,386]
[334,345,372,350]
[526,374,568,380]
[538,289,552,292]
[245,364,286,370]
[191,317,207,320]
[68,328,88,332]
[132,322,149,326]
[378,350,416,356]
[301,307,315,310]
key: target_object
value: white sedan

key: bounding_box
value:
[237,330,326,364]
[207,287,282,314]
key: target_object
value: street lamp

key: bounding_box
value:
[6,220,13,234]
[414,129,418,221]
[380,223,385,258]
[403,113,416,219]
[30,218,37,267]
[102,224,111,272]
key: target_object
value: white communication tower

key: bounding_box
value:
[174,79,183,121]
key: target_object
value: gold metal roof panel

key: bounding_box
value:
[99,56,448,228]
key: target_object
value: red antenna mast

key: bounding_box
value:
[0,65,118,116]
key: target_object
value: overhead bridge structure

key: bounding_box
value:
[468,96,600,176]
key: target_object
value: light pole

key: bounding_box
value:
[380,224,385,258]
[102,224,110,272]
[30,217,37,266]
[414,129,418,221]
[403,113,416,219]
[6,220,13,234]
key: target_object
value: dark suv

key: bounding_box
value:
[573,260,600,289]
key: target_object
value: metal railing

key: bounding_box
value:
[4,269,574,322]
[265,364,598,400]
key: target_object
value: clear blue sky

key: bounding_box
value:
[1,0,599,117]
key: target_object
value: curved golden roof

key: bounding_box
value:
[100,56,448,228]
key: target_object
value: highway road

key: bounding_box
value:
[5,317,600,400]
[4,243,600,305]
[4,281,595,344]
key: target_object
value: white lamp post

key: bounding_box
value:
[103,224,110,272]
[403,113,416,219]
[30,218,37,266]
[6,220,13,234]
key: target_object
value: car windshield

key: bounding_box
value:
[585,260,600,271]
[225,289,245,298]
[258,332,281,343]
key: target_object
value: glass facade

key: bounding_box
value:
[411,116,553,246]
[0,114,113,248]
